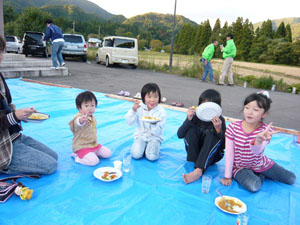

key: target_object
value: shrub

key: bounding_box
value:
[252,76,274,89]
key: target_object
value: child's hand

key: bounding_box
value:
[79,113,88,125]
[255,122,278,145]
[211,115,222,133]
[186,107,195,121]
[220,178,232,186]
[132,100,140,112]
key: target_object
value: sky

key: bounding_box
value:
[89,0,300,26]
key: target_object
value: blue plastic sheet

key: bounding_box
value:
[0,79,299,225]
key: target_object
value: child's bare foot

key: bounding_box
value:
[182,168,203,184]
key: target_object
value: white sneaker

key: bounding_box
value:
[51,66,59,70]
[61,63,66,67]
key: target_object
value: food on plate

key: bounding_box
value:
[28,113,49,120]
[101,171,117,181]
[217,197,243,213]
[141,116,160,121]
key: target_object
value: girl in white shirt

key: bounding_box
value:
[126,83,166,161]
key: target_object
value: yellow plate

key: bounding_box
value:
[26,112,50,123]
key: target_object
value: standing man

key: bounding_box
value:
[201,40,218,82]
[218,34,236,86]
[43,19,65,69]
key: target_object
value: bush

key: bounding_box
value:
[252,76,274,89]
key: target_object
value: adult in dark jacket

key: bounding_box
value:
[0,35,58,174]
[43,19,65,69]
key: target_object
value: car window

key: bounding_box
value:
[104,39,113,47]
[64,35,83,43]
[6,36,15,42]
[25,33,43,41]
[114,38,135,48]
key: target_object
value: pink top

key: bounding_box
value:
[224,121,274,178]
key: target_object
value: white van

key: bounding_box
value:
[96,36,138,68]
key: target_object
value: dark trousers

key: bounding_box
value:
[184,126,224,171]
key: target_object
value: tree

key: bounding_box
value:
[291,40,300,65]
[275,22,286,39]
[13,7,52,38]
[285,24,292,42]
[150,39,163,51]
[238,19,254,61]
[211,18,222,58]
[175,23,196,54]
[260,20,274,39]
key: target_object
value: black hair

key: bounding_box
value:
[45,19,53,24]
[0,35,5,52]
[227,33,234,39]
[75,91,98,109]
[141,83,161,104]
[243,93,272,113]
[212,39,218,43]
[198,89,222,106]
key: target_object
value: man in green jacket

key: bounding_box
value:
[201,40,218,82]
[218,34,236,85]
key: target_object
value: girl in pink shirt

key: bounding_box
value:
[220,92,296,192]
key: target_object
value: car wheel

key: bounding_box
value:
[44,49,48,58]
[131,64,137,69]
[25,54,28,57]
[96,54,100,64]
[105,56,110,67]
[82,55,87,62]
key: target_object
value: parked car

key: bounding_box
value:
[62,34,87,62]
[96,36,138,68]
[5,35,21,53]
[22,31,48,57]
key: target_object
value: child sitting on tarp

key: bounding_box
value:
[69,91,111,166]
[178,89,226,184]
[126,83,166,161]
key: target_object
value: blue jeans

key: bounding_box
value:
[201,58,214,81]
[131,138,161,161]
[1,135,58,174]
[52,41,64,67]
[235,162,296,192]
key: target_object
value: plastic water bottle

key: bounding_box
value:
[122,150,131,172]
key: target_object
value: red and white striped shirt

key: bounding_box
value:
[224,121,274,178]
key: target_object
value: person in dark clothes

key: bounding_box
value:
[177,89,226,184]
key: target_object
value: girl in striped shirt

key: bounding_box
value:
[220,92,296,192]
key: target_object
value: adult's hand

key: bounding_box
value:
[15,107,37,121]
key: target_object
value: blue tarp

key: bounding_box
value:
[1,79,299,225]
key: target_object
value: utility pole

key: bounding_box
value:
[0,0,4,37]
[72,21,75,33]
[169,0,177,70]
[98,25,101,36]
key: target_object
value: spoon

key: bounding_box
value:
[216,190,232,209]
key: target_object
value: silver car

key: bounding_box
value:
[5,36,21,53]
[62,34,87,62]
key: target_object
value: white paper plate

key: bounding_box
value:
[93,167,122,182]
[25,112,50,123]
[196,102,222,122]
[215,196,247,215]
[140,116,161,123]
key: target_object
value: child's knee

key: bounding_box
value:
[131,150,143,159]
[145,152,159,161]
[287,173,296,185]
[246,179,262,192]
